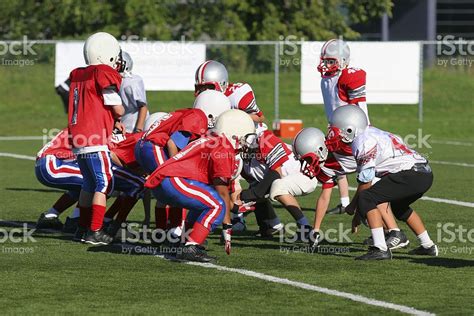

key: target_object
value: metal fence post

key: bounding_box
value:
[418,42,424,123]
[274,42,280,122]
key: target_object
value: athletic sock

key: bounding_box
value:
[340,196,350,207]
[417,230,434,248]
[155,206,167,230]
[167,207,183,229]
[78,206,92,228]
[116,196,139,223]
[90,204,106,231]
[297,217,310,226]
[371,227,388,251]
[51,193,77,215]
[264,217,281,228]
[286,205,306,222]
[45,208,59,218]
[71,207,80,219]
[188,222,210,245]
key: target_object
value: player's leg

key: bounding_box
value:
[35,156,82,229]
[254,199,282,237]
[81,152,114,245]
[152,177,225,261]
[327,175,350,214]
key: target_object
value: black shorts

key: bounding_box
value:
[357,167,433,221]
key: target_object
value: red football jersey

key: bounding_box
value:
[36,128,74,160]
[338,68,366,105]
[224,82,263,117]
[110,132,143,168]
[257,130,292,170]
[68,64,122,148]
[143,109,207,146]
[145,136,235,188]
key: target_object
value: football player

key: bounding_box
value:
[68,32,125,245]
[194,60,265,123]
[317,39,369,215]
[118,51,150,133]
[327,106,438,260]
[238,124,317,238]
[145,110,256,262]
[292,127,409,249]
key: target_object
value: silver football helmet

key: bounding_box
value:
[329,105,368,143]
[119,51,133,77]
[293,127,328,178]
[195,60,229,95]
[83,32,121,69]
[317,39,350,77]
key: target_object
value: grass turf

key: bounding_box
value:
[0,62,473,314]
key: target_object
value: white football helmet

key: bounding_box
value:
[194,60,229,95]
[214,110,256,150]
[317,39,350,77]
[193,90,231,128]
[329,105,368,144]
[144,112,169,131]
[119,51,133,77]
[292,127,328,178]
[83,32,121,69]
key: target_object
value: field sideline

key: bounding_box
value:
[0,65,473,314]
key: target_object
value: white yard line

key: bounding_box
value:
[431,140,473,147]
[0,152,36,161]
[430,160,474,168]
[0,220,434,316]
[0,136,44,141]
[184,261,434,316]
[2,151,473,209]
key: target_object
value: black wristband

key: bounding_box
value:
[223,223,232,230]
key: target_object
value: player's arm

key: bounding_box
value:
[313,186,333,230]
[110,151,124,167]
[249,113,265,123]
[213,178,232,225]
[345,176,373,215]
[166,139,179,158]
[135,105,148,132]
[167,131,191,158]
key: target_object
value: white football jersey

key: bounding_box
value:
[320,68,369,123]
[352,127,427,177]
[119,74,150,132]
[224,82,263,116]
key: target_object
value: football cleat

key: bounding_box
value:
[72,226,87,242]
[62,217,79,234]
[408,244,439,257]
[326,204,346,215]
[355,246,392,260]
[36,213,63,230]
[309,230,321,248]
[176,244,216,262]
[386,230,410,250]
[83,229,114,245]
[255,223,284,238]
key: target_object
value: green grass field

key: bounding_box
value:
[0,62,473,315]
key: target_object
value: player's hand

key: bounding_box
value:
[222,223,232,255]
[234,200,256,213]
[345,201,356,215]
[352,213,361,234]
[309,229,320,248]
[114,121,126,134]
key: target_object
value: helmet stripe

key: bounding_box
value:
[199,60,211,83]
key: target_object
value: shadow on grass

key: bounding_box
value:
[396,255,474,268]
[5,187,64,194]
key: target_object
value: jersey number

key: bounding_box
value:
[71,87,79,125]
